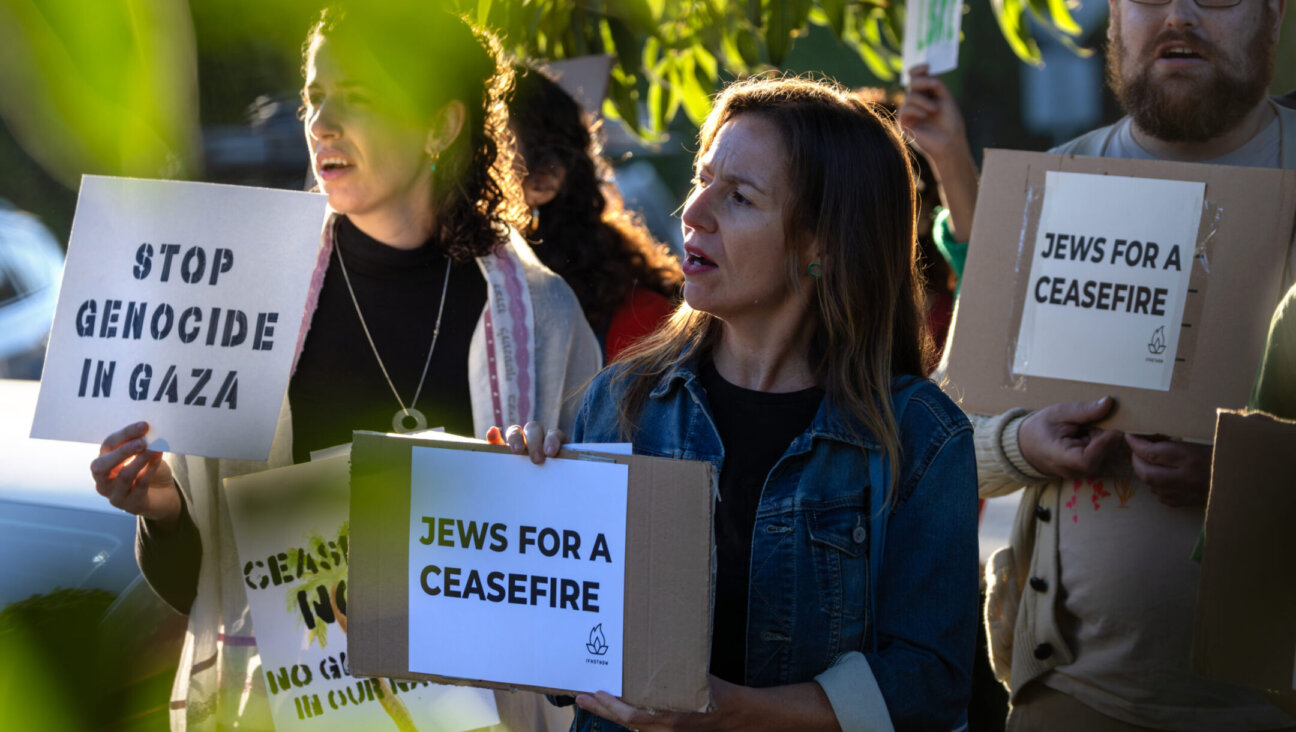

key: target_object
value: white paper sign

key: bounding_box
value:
[226,454,500,732]
[31,176,328,460]
[409,447,628,695]
[902,0,963,84]
[1012,171,1205,391]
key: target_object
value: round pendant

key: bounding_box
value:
[393,407,428,434]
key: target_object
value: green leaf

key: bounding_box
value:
[1044,0,1084,37]
[765,0,791,66]
[693,44,718,84]
[476,0,492,28]
[990,0,1044,65]
[605,17,643,81]
[608,74,642,134]
[737,26,762,67]
[648,75,665,135]
[679,54,712,125]
[720,28,750,74]
[819,0,847,37]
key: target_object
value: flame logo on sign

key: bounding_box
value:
[1148,325,1167,355]
[586,623,609,656]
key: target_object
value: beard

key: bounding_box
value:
[1106,13,1275,143]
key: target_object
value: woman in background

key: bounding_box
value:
[509,65,681,362]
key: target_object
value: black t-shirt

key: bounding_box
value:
[699,360,823,684]
[289,215,487,462]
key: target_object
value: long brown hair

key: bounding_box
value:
[303,5,528,261]
[613,75,932,493]
[509,66,681,331]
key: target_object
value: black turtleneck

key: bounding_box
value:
[289,215,487,462]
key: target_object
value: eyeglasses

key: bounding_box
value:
[1128,0,1242,8]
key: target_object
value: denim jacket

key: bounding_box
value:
[568,357,979,732]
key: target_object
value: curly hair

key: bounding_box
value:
[303,5,528,261]
[509,65,681,330]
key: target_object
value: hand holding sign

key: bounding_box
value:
[1018,398,1125,479]
[487,421,567,464]
[1124,434,1210,506]
[90,420,181,528]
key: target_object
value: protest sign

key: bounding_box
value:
[408,446,628,695]
[1012,171,1204,391]
[348,432,713,712]
[943,150,1296,441]
[225,453,500,732]
[902,0,962,83]
[31,176,328,460]
[1193,410,1296,707]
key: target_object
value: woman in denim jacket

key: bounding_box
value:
[499,76,979,731]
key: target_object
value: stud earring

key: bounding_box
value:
[807,262,823,279]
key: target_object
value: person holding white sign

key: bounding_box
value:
[498,76,979,731]
[89,5,598,731]
[914,0,1296,727]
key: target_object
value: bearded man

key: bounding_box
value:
[971,0,1296,729]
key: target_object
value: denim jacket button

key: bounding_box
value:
[852,526,867,543]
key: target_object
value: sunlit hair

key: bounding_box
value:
[509,65,681,331]
[613,75,931,496]
[303,4,528,261]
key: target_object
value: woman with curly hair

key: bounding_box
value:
[509,66,682,362]
[88,6,598,730]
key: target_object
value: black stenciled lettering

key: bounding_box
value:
[180,246,206,284]
[129,363,152,401]
[210,248,234,286]
[99,299,122,338]
[151,304,175,340]
[185,369,212,406]
[133,243,153,280]
[178,307,202,343]
[212,371,239,410]
[253,312,277,351]
[221,310,248,347]
[76,300,96,337]
[205,308,222,346]
[153,365,180,403]
[123,301,147,339]
[159,244,181,281]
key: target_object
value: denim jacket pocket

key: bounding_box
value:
[805,499,870,621]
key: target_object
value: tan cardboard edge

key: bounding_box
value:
[1191,409,1296,707]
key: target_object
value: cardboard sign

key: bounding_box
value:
[943,150,1296,442]
[1192,410,1296,706]
[408,446,629,695]
[902,0,962,84]
[1012,171,1204,391]
[225,454,500,732]
[348,431,713,712]
[31,176,328,460]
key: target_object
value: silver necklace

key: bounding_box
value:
[334,234,452,434]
